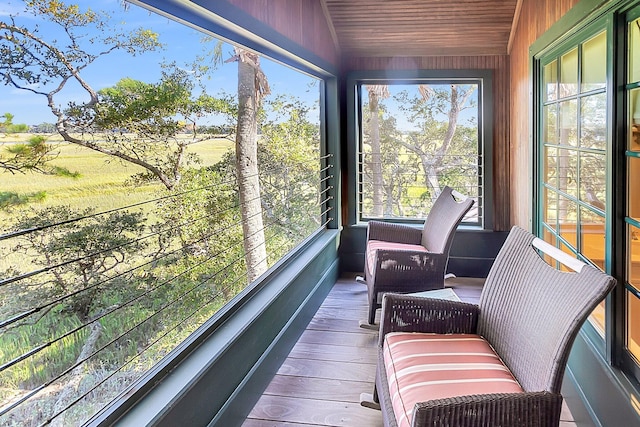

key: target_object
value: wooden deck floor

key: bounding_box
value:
[243,274,578,427]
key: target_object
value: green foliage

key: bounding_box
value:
[0,306,87,390]
[6,206,147,322]
[0,190,46,209]
[258,95,322,239]
[65,67,236,190]
[0,1,236,189]
[1,134,53,174]
[92,69,232,136]
[154,165,246,299]
[0,1,217,188]
[361,84,479,218]
[1,134,79,176]
[0,112,28,133]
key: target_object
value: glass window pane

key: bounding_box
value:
[543,104,558,145]
[581,93,607,150]
[628,156,640,220]
[558,148,578,197]
[359,82,481,222]
[581,31,607,92]
[580,152,606,210]
[627,292,640,360]
[559,100,578,147]
[559,195,577,249]
[580,207,605,270]
[544,187,558,230]
[630,88,640,150]
[541,227,558,267]
[544,60,558,101]
[560,48,579,97]
[629,223,640,291]
[544,146,558,187]
[589,300,606,337]
[629,18,640,84]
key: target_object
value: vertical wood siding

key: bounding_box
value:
[226,0,339,66]
[508,0,580,228]
[344,56,511,231]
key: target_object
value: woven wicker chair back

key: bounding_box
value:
[421,186,474,253]
[477,226,616,393]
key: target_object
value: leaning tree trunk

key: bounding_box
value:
[236,57,268,283]
[50,320,103,427]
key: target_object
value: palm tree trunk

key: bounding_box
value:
[369,92,384,217]
[236,58,267,283]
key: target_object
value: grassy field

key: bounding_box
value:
[0,134,234,225]
[0,134,234,273]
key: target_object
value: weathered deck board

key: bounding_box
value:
[263,376,372,403]
[287,342,376,364]
[247,395,383,426]
[244,275,382,426]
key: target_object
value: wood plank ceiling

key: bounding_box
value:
[321,0,520,57]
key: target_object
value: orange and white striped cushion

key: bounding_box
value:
[383,332,523,427]
[366,240,428,277]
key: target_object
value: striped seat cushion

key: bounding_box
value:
[366,240,428,277]
[383,332,523,427]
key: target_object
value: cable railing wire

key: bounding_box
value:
[0,235,232,375]
[43,263,254,426]
[0,208,243,330]
[1,219,294,420]
[0,172,332,289]
[45,229,306,425]
[0,187,331,328]
[0,178,237,242]
[0,162,335,423]
[0,216,333,425]
[0,156,332,242]
[2,245,247,420]
[0,196,331,377]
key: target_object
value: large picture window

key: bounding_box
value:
[0,1,329,424]
[348,71,492,228]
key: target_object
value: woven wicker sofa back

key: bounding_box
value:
[477,226,615,394]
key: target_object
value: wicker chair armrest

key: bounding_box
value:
[367,220,423,245]
[412,392,563,427]
[379,294,479,346]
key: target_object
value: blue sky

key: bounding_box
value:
[362,84,479,132]
[0,0,319,126]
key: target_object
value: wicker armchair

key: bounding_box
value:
[363,186,474,324]
[369,226,616,427]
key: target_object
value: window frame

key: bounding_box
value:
[346,69,494,230]
[619,4,640,384]
[533,15,614,359]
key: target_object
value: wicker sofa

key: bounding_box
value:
[370,226,616,427]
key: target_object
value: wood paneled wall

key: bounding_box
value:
[509,0,580,228]
[344,56,511,231]
[225,0,339,66]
